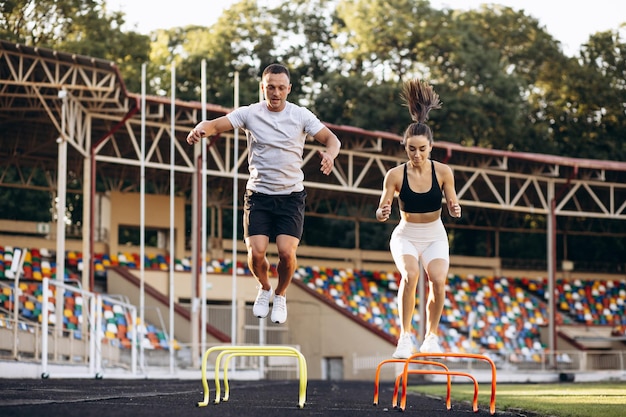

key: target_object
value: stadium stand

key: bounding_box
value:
[0,247,176,353]
[2,246,626,366]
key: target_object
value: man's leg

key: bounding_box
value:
[268,190,305,323]
[247,235,273,318]
[246,234,271,290]
[269,234,299,323]
[274,234,300,296]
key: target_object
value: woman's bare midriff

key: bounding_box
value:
[401,209,442,223]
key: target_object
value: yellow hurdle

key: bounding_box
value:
[197,345,308,409]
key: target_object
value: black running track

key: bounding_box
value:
[0,378,526,417]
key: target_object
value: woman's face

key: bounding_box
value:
[405,135,432,166]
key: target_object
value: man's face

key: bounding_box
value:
[262,72,291,112]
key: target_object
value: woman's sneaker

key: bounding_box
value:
[419,334,443,355]
[392,333,415,359]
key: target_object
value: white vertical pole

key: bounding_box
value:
[231,72,239,346]
[418,261,426,343]
[548,188,557,368]
[41,278,49,377]
[130,307,138,375]
[55,89,67,352]
[169,61,176,374]
[12,248,24,359]
[258,82,265,347]
[95,294,103,376]
[200,60,208,354]
[139,63,147,372]
[88,288,96,375]
[256,81,265,377]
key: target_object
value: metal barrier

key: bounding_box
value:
[373,353,497,415]
[197,345,308,409]
[374,359,480,412]
[40,278,139,378]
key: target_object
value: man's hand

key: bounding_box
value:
[186,127,205,145]
[318,150,335,175]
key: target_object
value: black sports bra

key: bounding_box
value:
[398,161,443,213]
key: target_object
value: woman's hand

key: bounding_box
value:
[448,200,461,218]
[377,200,392,221]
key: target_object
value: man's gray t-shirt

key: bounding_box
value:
[227,101,325,195]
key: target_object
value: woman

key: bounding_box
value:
[376,79,461,359]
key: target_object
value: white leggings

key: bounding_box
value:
[390,218,449,271]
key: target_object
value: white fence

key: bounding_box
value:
[0,277,141,378]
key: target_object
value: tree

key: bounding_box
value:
[146,0,282,104]
[335,0,440,81]
[146,0,341,107]
[563,30,626,160]
[431,5,565,151]
[0,0,151,92]
[312,72,406,133]
[331,2,541,147]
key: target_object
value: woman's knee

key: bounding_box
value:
[426,259,448,280]
[398,269,420,290]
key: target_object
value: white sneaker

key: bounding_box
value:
[419,334,443,355]
[392,333,415,359]
[271,294,287,324]
[253,286,272,318]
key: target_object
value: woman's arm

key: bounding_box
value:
[440,163,461,218]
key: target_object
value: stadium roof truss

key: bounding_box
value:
[1,39,626,233]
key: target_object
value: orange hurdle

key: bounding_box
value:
[374,353,497,415]
[374,359,479,412]
[374,359,451,407]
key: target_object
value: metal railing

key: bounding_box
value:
[352,349,626,376]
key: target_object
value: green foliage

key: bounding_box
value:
[335,0,439,80]
[4,0,623,159]
[0,187,52,221]
[0,167,52,221]
[0,0,151,93]
[312,74,406,133]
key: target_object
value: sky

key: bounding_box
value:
[108,0,625,56]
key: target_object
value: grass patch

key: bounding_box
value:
[409,382,626,417]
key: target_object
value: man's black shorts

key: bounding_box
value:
[243,189,306,240]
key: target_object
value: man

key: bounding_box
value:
[186,63,341,323]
